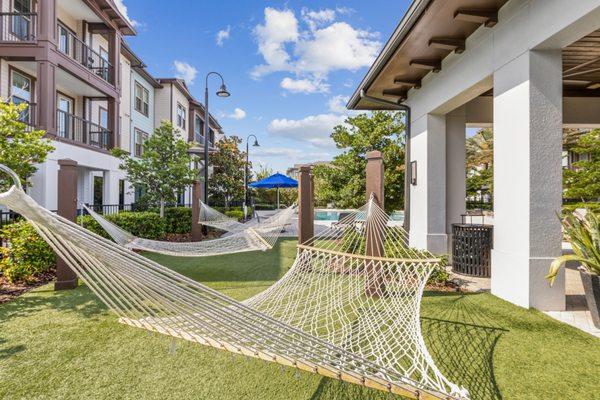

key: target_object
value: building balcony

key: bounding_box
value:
[0,12,37,42]
[56,109,111,151]
[57,24,112,84]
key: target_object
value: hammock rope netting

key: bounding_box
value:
[0,166,468,400]
[81,202,295,257]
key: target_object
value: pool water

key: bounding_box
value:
[314,209,404,222]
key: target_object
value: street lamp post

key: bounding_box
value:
[203,72,230,207]
[187,142,204,241]
[244,134,259,211]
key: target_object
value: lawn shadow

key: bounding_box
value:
[0,285,107,324]
[421,292,507,400]
[0,337,25,359]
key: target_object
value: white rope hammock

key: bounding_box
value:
[81,203,295,257]
[0,165,468,399]
[199,200,256,232]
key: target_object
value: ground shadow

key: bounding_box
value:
[0,337,25,359]
[421,293,507,400]
[0,285,106,324]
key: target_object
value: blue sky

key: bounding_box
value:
[117,1,412,173]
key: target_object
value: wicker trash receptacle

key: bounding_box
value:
[451,224,493,277]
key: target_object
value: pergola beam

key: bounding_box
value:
[428,38,465,54]
[454,8,498,27]
[409,59,441,72]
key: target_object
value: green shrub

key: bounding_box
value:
[225,210,244,221]
[78,211,165,240]
[164,207,192,234]
[78,215,111,239]
[563,202,600,214]
[428,254,450,285]
[0,221,55,283]
[254,203,276,210]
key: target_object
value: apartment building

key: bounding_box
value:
[0,0,225,210]
[154,78,224,204]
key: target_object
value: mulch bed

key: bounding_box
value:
[0,270,55,304]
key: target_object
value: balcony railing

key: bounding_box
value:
[56,109,111,150]
[0,13,37,42]
[57,24,112,84]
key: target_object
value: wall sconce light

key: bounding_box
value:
[410,161,417,185]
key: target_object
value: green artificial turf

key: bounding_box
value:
[1,239,598,400]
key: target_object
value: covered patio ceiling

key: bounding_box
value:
[349,0,600,110]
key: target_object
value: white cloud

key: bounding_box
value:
[327,95,350,113]
[226,108,247,120]
[294,22,380,75]
[251,7,381,92]
[173,61,198,85]
[301,8,336,31]
[267,113,347,147]
[216,25,231,46]
[280,77,329,94]
[113,0,141,28]
[251,8,299,78]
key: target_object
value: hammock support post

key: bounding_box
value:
[298,166,314,245]
[365,151,385,297]
[191,179,203,241]
[55,159,78,291]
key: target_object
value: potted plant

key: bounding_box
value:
[547,209,600,328]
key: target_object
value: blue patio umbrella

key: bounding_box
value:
[249,173,298,209]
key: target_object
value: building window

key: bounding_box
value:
[177,103,186,129]
[194,114,204,142]
[57,24,73,56]
[98,46,109,81]
[134,128,149,157]
[57,94,74,138]
[12,0,32,40]
[99,107,108,129]
[118,179,125,208]
[10,69,33,124]
[93,176,103,205]
[134,81,149,116]
[209,128,215,146]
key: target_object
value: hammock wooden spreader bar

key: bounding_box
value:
[0,165,468,400]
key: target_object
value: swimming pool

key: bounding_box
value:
[314,209,404,222]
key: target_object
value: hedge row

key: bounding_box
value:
[0,221,55,283]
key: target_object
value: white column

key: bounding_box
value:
[492,49,564,311]
[409,113,447,254]
[446,106,467,251]
[28,159,58,210]
[103,170,120,205]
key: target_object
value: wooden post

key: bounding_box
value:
[298,166,314,245]
[191,179,203,241]
[365,151,385,297]
[55,159,78,291]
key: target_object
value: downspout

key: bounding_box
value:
[359,90,411,233]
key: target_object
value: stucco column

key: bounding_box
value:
[298,166,314,245]
[55,159,78,290]
[102,170,119,205]
[492,49,564,311]
[408,114,447,254]
[446,106,467,252]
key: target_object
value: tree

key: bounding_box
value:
[0,101,54,190]
[313,111,406,211]
[251,164,275,205]
[564,129,600,201]
[112,121,196,217]
[465,128,493,197]
[208,135,246,208]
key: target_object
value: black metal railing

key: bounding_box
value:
[0,12,37,42]
[57,23,112,83]
[57,109,111,150]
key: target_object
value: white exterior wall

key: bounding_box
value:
[402,0,600,310]
[154,83,172,128]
